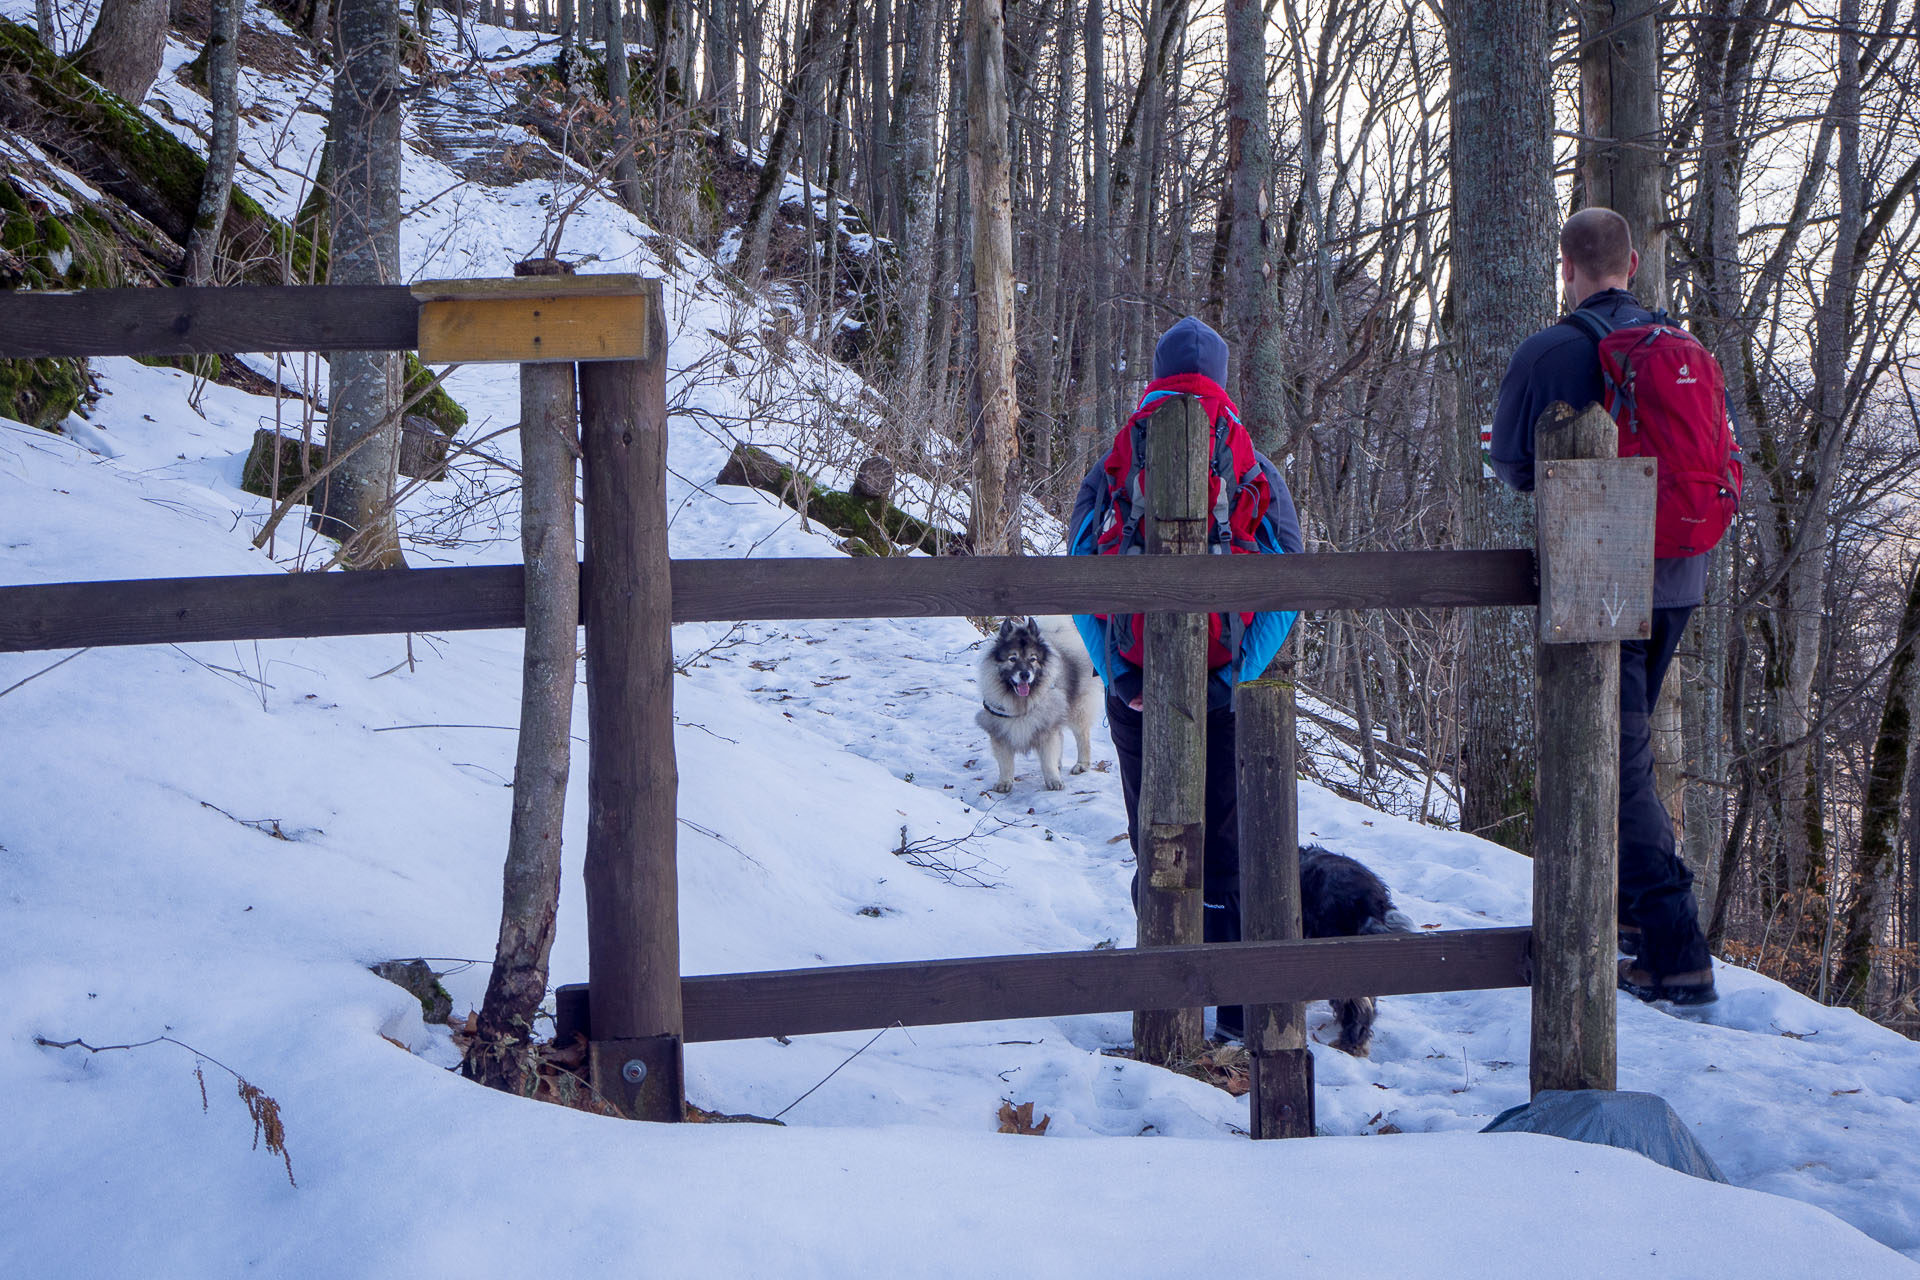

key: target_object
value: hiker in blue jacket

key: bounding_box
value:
[1490,207,1718,1006]
[1068,316,1303,1042]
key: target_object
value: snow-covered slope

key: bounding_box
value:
[4,8,1920,1276]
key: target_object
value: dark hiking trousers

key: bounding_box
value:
[1108,695,1244,1036]
[1621,606,1713,979]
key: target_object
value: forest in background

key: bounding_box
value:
[8,0,1920,1034]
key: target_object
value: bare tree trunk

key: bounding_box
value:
[78,0,170,103]
[183,0,241,286]
[1083,3,1114,457]
[702,0,736,143]
[1223,0,1285,455]
[1582,0,1691,881]
[310,0,408,570]
[1579,0,1667,307]
[818,8,856,336]
[1447,0,1556,852]
[1680,0,1759,926]
[738,0,837,283]
[893,0,944,427]
[603,0,644,212]
[1773,0,1863,909]
[35,0,52,45]
[966,0,1019,555]
[467,262,581,1094]
[931,58,969,425]
[1841,553,1920,1011]
[740,0,762,144]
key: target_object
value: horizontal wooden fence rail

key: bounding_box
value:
[0,285,423,358]
[554,926,1533,1044]
[0,549,1538,654]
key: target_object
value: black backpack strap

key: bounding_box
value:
[1565,308,1613,346]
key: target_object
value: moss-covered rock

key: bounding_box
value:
[241,426,323,499]
[405,351,466,434]
[715,443,959,555]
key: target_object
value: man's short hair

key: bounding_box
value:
[1560,208,1634,280]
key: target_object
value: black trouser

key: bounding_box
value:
[1108,695,1244,1035]
[1620,606,1712,978]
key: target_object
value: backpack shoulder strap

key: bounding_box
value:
[1565,308,1613,346]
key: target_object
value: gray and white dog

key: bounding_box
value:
[975,616,1100,793]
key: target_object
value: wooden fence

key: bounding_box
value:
[0,280,1648,1133]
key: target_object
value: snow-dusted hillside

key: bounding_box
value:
[3,8,1920,1276]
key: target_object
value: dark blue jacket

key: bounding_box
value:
[1490,288,1706,609]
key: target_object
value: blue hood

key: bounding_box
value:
[1152,316,1229,386]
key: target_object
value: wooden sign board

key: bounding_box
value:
[412,274,651,364]
[1537,457,1656,644]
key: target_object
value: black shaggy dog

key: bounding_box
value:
[1299,844,1415,1057]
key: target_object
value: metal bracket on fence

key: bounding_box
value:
[589,1034,684,1122]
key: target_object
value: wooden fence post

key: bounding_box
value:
[1239,652,1313,1138]
[579,279,684,1121]
[1133,393,1212,1066]
[1530,401,1653,1096]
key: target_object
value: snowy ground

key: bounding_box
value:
[5,5,1920,1275]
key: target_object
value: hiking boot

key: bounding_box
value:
[1617,959,1718,1007]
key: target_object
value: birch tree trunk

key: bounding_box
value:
[1447,0,1556,852]
[311,0,408,570]
[966,0,1019,555]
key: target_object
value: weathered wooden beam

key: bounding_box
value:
[0,550,1539,654]
[1531,402,1625,1096]
[1239,663,1314,1139]
[0,285,421,358]
[579,280,684,1122]
[1135,392,1212,1064]
[562,928,1530,1043]
[669,549,1539,621]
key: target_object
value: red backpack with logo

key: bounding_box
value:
[1568,309,1744,557]
[1088,373,1273,668]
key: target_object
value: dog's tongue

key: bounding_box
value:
[1014,679,1032,697]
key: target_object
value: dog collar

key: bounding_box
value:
[981,700,1015,718]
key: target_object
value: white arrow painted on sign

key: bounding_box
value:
[1601,583,1627,628]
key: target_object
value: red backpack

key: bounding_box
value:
[1568,309,1744,558]
[1090,373,1273,668]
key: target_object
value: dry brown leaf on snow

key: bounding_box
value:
[997,1100,1051,1135]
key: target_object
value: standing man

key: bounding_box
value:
[1489,208,1719,1007]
